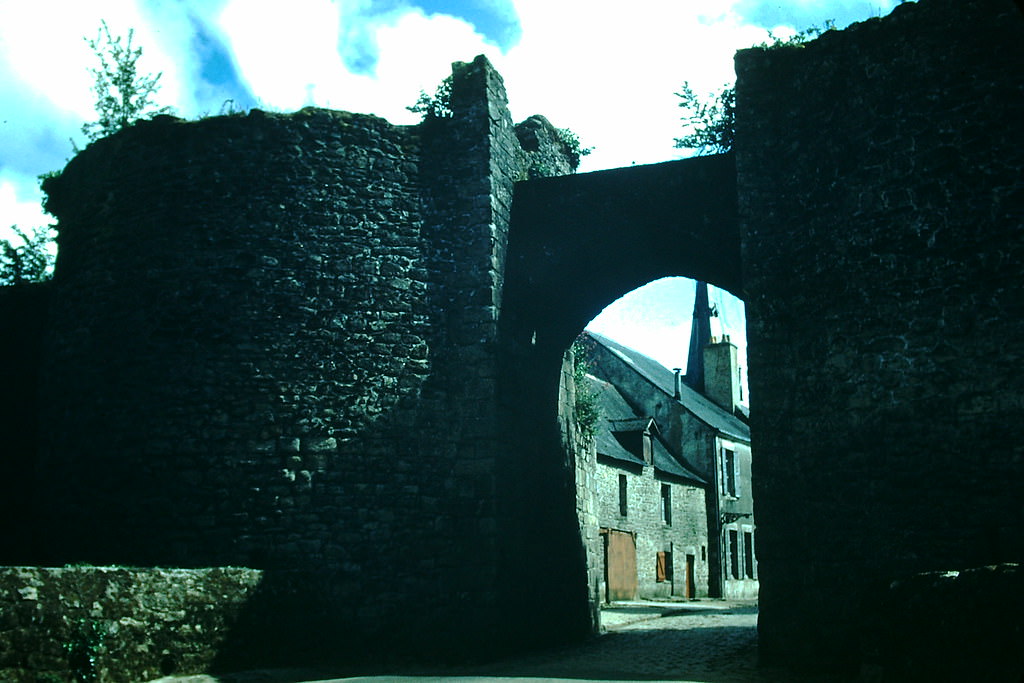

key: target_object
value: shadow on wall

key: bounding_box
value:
[0,282,51,565]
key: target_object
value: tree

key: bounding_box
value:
[757,20,836,49]
[81,20,171,143]
[407,75,453,120]
[556,127,593,172]
[674,82,735,156]
[409,76,592,173]
[674,21,836,156]
[1,225,55,285]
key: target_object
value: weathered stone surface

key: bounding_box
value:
[0,566,262,682]
[17,54,590,673]
[1,0,1019,678]
[0,283,51,564]
[735,0,1024,672]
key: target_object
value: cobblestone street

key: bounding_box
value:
[161,600,847,683]
[445,600,767,682]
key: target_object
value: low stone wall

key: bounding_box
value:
[0,566,262,682]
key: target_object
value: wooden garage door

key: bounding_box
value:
[605,529,637,601]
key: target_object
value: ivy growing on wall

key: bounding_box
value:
[571,338,600,441]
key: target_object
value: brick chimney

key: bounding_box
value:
[703,334,740,413]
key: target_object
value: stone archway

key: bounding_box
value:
[495,153,743,647]
[501,153,740,358]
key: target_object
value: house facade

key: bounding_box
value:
[582,287,758,599]
[587,374,710,601]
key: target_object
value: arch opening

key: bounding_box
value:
[571,277,756,613]
[496,157,747,644]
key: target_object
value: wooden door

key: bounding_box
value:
[605,529,637,601]
[685,553,696,599]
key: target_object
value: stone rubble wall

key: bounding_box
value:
[27,53,585,671]
[594,460,710,600]
[39,106,440,580]
[557,347,602,630]
[735,0,1024,670]
[0,283,51,564]
[0,566,262,683]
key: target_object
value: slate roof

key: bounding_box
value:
[585,330,751,443]
[587,374,707,485]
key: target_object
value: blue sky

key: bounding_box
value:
[0,0,901,373]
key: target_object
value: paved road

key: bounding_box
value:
[159,601,839,683]
[436,601,766,682]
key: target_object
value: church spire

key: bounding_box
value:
[684,280,716,390]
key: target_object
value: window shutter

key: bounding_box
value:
[720,448,727,496]
[735,452,742,498]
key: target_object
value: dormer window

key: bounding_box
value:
[610,417,657,466]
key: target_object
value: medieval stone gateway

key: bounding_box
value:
[1,0,1021,679]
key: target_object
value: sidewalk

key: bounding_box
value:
[599,597,751,629]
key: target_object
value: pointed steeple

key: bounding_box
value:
[684,280,716,390]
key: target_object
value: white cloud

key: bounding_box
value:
[216,0,499,123]
[0,173,52,243]
[493,0,771,171]
[218,0,349,111]
[368,11,502,123]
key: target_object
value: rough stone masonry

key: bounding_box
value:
[0,0,1021,678]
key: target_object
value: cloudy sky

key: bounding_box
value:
[0,0,900,371]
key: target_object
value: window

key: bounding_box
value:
[744,531,755,579]
[618,474,627,517]
[729,529,739,579]
[660,484,672,525]
[656,551,673,582]
[722,448,738,497]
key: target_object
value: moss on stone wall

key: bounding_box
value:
[0,566,262,682]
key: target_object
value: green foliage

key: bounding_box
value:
[407,75,453,120]
[758,19,836,48]
[571,339,600,441]
[556,127,593,172]
[1,225,55,285]
[674,82,735,155]
[673,21,836,155]
[34,673,66,683]
[81,20,172,143]
[63,618,107,682]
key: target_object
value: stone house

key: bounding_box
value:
[582,302,758,599]
[587,373,710,601]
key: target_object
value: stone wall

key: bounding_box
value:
[0,283,50,564]
[594,461,710,599]
[41,106,433,571]
[735,0,1024,670]
[0,566,262,682]
[557,347,602,629]
[32,54,588,666]
[863,563,1024,681]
